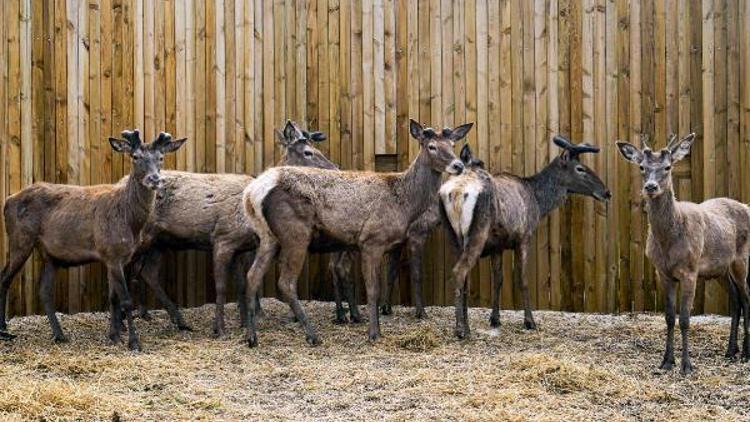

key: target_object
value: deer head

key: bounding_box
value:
[616,133,696,198]
[109,130,187,190]
[550,135,611,201]
[276,120,338,170]
[410,119,471,175]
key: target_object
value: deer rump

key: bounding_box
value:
[439,173,534,256]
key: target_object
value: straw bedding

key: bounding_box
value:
[0,299,748,420]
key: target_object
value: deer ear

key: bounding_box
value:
[158,138,187,154]
[450,122,474,141]
[283,120,302,141]
[615,141,643,164]
[409,119,424,141]
[109,138,133,154]
[309,131,327,142]
[460,144,473,164]
[275,128,290,146]
[669,133,695,162]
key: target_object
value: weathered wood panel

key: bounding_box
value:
[1,0,745,317]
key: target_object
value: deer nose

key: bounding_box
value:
[146,174,163,187]
[603,190,612,199]
[644,182,658,193]
[450,161,464,175]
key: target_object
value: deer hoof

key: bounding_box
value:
[177,322,193,332]
[368,331,381,343]
[415,309,428,320]
[246,334,258,348]
[455,328,470,340]
[680,361,694,376]
[658,358,675,371]
[306,334,321,347]
[128,338,142,352]
[725,346,739,360]
[349,314,363,324]
[524,320,537,330]
[53,334,69,344]
[0,331,16,341]
[380,305,393,316]
[333,314,349,325]
[489,315,501,328]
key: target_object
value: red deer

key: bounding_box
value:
[441,139,609,340]
[0,131,185,350]
[617,133,750,374]
[127,121,359,337]
[242,119,471,347]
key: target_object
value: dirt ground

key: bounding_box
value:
[0,299,748,421]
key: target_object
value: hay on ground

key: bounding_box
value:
[0,299,748,420]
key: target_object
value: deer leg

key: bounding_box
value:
[489,254,504,328]
[212,245,235,337]
[452,239,484,339]
[340,252,361,323]
[0,240,34,335]
[725,275,741,359]
[245,239,278,348]
[38,258,66,343]
[232,251,253,327]
[330,253,349,324]
[362,248,385,342]
[380,248,400,316]
[730,259,750,361]
[108,282,123,345]
[139,249,190,331]
[678,275,697,375]
[107,264,141,351]
[659,274,677,370]
[514,242,535,330]
[276,245,319,346]
[408,237,428,319]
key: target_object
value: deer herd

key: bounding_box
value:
[0,118,747,376]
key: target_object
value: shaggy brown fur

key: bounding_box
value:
[617,133,750,375]
[0,131,186,350]
[127,121,356,337]
[441,140,609,340]
[242,119,471,347]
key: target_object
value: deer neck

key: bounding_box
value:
[396,151,443,221]
[645,187,680,243]
[121,169,156,233]
[525,162,569,218]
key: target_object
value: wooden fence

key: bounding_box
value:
[1,0,748,318]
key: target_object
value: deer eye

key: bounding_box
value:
[575,165,586,174]
[664,165,672,171]
[639,165,645,172]
[304,150,313,157]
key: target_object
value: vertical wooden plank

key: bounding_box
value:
[727,0,739,201]
[362,0,374,170]
[20,0,34,314]
[232,0,243,173]
[510,0,525,308]
[6,0,21,315]
[403,0,417,168]
[547,0,561,310]
[253,0,263,173]
[452,0,466,304]
[351,0,363,170]
[136,0,145,140]
[629,0,644,312]
[340,0,352,172]
[383,0,396,156]
[604,0,618,313]
[615,0,630,312]
[373,0,385,155]
[261,0,273,169]
[557,0,572,311]
[592,0,606,312]
[523,0,538,310]
[470,0,497,306]
[215,0,226,173]
[88,0,104,310]
[690,0,706,313]
[65,0,81,313]
[569,0,585,312]
[243,0,255,175]
[702,0,719,314]
[534,0,549,310]
[740,0,750,209]
[316,0,328,161]
[465,0,481,307]
[330,0,341,167]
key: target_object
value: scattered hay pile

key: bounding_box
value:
[0,300,749,420]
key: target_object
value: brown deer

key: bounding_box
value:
[441,139,609,340]
[242,119,471,347]
[127,121,359,337]
[616,133,750,374]
[0,131,186,350]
